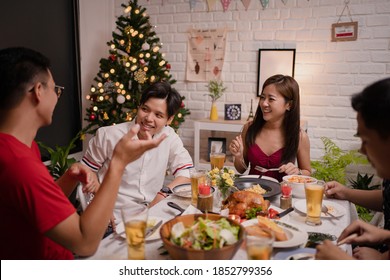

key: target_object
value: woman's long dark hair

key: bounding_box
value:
[245,74,300,164]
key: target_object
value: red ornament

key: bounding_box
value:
[180,102,185,108]
[109,54,116,61]
[89,114,96,121]
[166,63,171,70]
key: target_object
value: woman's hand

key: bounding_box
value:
[279,162,300,175]
[229,135,244,158]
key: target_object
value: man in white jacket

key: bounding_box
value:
[82,82,193,221]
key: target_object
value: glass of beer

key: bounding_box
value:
[304,180,325,225]
[246,230,275,260]
[121,203,148,260]
[190,169,207,207]
[210,152,226,169]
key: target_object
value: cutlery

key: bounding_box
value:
[145,220,162,238]
[254,166,280,173]
[288,253,315,260]
[321,204,337,218]
[167,202,185,215]
[337,233,358,246]
[276,207,294,218]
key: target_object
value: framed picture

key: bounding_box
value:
[257,49,296,96]
[224,104,241,120]
[331,21,358,42]
[207,137,226,161]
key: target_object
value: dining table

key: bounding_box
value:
[80,176,358,260]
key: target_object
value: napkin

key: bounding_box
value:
[182,205,202,215]
[181,205,229,216]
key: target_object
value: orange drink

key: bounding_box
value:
[121,203,148,259]
[124,220,146,260]
[246,231,274,260]
[210,153,226,169]
[304,180,325,225]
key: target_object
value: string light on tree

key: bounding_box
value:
[83,0,190,134]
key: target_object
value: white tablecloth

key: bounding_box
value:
[80,186,357,260]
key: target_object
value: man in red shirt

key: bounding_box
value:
[0,47,166,259]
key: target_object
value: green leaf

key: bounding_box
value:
[311,137,368,184]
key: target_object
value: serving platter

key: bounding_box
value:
[234,177,281,198]
[242,219,308,248]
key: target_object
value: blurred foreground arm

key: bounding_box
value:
[46,124,166,256]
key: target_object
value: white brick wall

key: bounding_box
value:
[80,0,390,168]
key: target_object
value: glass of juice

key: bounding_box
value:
[246,230,275,260]
[304,180,325,225]
[121,202,148,260]
[210,152,226,169]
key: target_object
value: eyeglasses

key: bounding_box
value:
[54,85,65,99]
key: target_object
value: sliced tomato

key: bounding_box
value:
[268,208,280,219]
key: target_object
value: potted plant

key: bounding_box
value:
[311,137,368,184]
[349,173,381,222]
[37,130,84,180]
[205,80,226,121]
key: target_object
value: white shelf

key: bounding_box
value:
[193,118,247,171]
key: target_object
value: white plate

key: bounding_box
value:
[172,183,192,199]
[294,200,346,218]
[274,247,316,260]
[242,219,308,248]
[116,216,164,242]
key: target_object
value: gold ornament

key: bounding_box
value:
[126,41,132,53]
[134,69,147,84]
[103,112,109,120]
[124,26,132,34]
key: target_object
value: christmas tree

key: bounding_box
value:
[84,0,190,134]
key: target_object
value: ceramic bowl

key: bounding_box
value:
[282,175,317,198]
[159,213,244,260]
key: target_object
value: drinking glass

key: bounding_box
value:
[210,152,226,169]
[246,230,275,260]
[190,169,207,207]
[304,180,325,225]
[121,203,148,260]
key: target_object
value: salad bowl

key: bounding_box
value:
[160,213,245,260]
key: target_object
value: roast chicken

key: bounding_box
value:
[222,190,270,218]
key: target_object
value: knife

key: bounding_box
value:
[145,220,162,238]
[276,207,294,218]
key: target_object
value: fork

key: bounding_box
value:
[321,204,337,218]
[254,166,280,173]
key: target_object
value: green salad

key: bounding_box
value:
[170,218,240,250]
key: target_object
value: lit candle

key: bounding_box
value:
[198,183,211,195]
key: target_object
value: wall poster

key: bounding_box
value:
[186,28,227,81]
